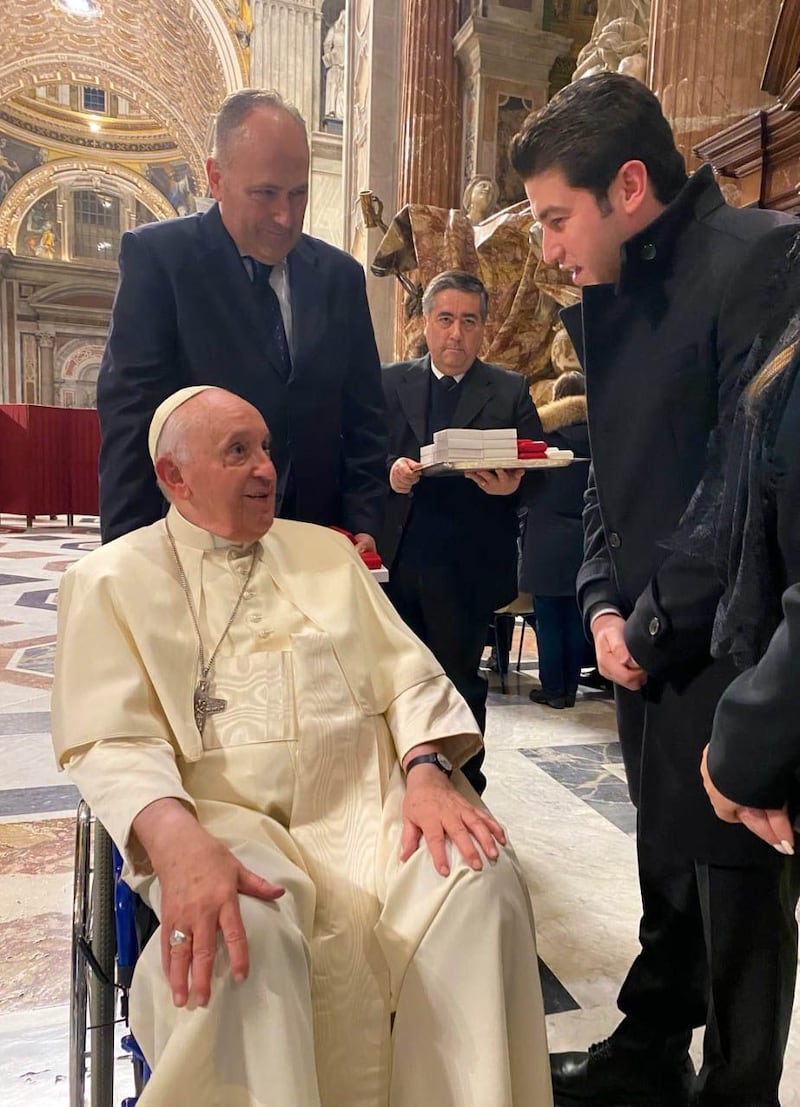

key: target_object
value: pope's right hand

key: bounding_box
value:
[390,457,422,494]
[132,798,285,1008]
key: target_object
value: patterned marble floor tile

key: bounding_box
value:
[0,734,63,792]
[0,786,80,817]
[0,710,51,734]
[0,818,74,876]
[0,912,71,1012]
[520,742,637,835]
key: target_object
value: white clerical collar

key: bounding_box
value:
[429,361,466,384]
[166,505,263,555]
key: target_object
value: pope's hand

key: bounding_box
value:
[400,765,506,876]
[465,467,523,495]
[592,612,647,690]
[390,457,422,494]
[132,799,285,1008]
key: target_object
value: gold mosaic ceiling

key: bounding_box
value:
[0,0,248,183]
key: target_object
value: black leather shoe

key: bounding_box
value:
[529,688,566,710]
[551,1039,695,1106]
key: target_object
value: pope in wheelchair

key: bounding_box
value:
[52,385,551,1107]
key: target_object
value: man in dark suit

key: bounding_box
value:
[97,88,386,547]
[511,74,796,1105]
[379,270,543,795]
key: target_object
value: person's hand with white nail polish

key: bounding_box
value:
[700,746,795,855]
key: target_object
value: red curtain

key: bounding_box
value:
[0,405,99,517]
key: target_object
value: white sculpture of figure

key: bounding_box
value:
[323,10,346,120]
[572,0,651,83]
[462,175,500,226]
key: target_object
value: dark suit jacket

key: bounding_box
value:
[97,202,386,543]
[519,406,590,598]
[379,355,543,614]
[563,167,795,863]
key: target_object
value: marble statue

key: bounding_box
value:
[462,175,500,226]
[572,0,651,84]
[366,191,579,402]
[323,11,346,120]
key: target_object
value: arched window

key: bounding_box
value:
[71,190,121,260]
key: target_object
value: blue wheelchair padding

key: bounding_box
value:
[113,846,139,975]
[111,845,152,1096]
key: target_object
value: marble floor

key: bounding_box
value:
[0,516,798,1105]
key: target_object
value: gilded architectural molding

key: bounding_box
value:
[0,158,176,250]
[0,0,246,184]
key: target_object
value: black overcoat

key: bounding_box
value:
[564,167,795,863]
[97,202,387,543]
[519,396,590,597]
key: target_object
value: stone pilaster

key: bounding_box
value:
[341,0,403,359]
[397,0,463,208]
[455,15,571,203]
[36,332,55,405]
[649,0,781,174]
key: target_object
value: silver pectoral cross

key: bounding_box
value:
[194,676,227,734]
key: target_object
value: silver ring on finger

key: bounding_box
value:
[169,927,190,949]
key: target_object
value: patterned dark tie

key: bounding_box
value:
[252,260,292,381]
[429,373,461,435]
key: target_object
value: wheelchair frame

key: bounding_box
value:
[70,800,150,1107]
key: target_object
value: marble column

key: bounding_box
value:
[397,0,463,208]
[342,0,403,359]
[648,0,781,174]
[250,0,322,130]
[36,333,55,406]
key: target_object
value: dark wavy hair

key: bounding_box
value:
[509,73,687,207]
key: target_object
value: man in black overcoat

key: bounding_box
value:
[379,270,543,795]
[97,89,386,548]
[511,73,797,1106]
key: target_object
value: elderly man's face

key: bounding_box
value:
[423,289,486,377]
[207,106,309,265]
[178,393,277,544]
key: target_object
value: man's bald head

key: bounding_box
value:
[206,89,309,265]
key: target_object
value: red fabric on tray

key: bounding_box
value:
[328,525,384,568]
[517,438,547,459]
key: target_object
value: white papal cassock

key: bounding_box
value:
[52,508,552,1107]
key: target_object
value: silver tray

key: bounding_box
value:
[420,457,586,476]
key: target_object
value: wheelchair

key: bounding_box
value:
[70,800,151,1107]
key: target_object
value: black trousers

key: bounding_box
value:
[385,561,490,794]
[612,835,800,1106]
[533,594,586,699]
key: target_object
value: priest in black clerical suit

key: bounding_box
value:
[379,271,543,794]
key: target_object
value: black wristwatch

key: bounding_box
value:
[405,752,453,777]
